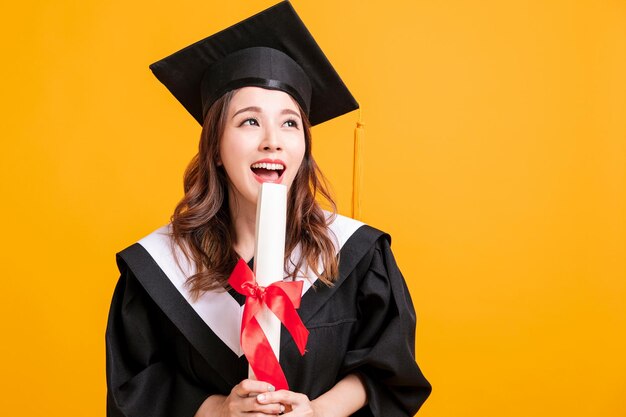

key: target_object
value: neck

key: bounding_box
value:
[229,190,257,262]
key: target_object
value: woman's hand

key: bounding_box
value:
[256,373,367,417]
[256,390,320,417]
[195,379,284,417]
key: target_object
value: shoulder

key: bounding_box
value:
[116,224,194,287]
[324,213,393,280]
[326,211,390,253]
[117,224,174,263]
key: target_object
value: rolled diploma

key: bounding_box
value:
[250,182,287,380]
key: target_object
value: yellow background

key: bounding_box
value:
[1,0,624,416]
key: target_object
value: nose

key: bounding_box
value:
[259,125,282,152]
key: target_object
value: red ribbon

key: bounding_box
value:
[228,259,309,390]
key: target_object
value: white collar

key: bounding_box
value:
[138,213,364,356]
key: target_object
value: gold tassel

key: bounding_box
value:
[352,108,364,220]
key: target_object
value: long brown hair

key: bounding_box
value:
[171,89,339,297]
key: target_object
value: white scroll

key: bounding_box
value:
[249,182,287,380]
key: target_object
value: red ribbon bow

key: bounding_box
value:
[228,259,309,390]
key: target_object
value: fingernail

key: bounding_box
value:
[268,384,275,392]
[257,394,266,402]
[280,405,285,413]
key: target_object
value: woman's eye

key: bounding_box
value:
[283,119,299,128]
[240,118,259,126]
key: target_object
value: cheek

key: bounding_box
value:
[296,149,305,171]
[217,137,226,165]
[293,135,306,167]
[289,143,307,182]
[219,136,243,168]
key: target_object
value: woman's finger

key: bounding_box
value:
[237,397,285,414]
[221,394,284,416]
[257,390,307,406]
[257,390,316,416]
[232,379,275,397]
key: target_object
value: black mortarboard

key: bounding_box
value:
[149,0,358,126]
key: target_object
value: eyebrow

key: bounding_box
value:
[281,109,301,119]
[232,106,261,118]
[231,106,302,119]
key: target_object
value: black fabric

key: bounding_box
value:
[149,0,358,126]
[105,225,431,416]
[201,49,312,119]
[105,268,217,417]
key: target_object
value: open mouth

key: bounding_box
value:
[250,161,286,183]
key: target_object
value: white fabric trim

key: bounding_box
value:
[138,225,245,356]
[137,213,364,356]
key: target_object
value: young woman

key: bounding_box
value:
[106,2,431,416]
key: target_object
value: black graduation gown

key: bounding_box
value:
[106,216,431,417]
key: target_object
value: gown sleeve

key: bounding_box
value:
[340,236,432,417]
[105,261,211,417]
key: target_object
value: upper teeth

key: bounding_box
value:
[251,162,284,170]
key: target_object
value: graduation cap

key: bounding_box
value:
[149,0,358,126]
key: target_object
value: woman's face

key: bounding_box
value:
[219,86,306,209]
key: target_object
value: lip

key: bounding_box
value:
[250,158,286,184]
